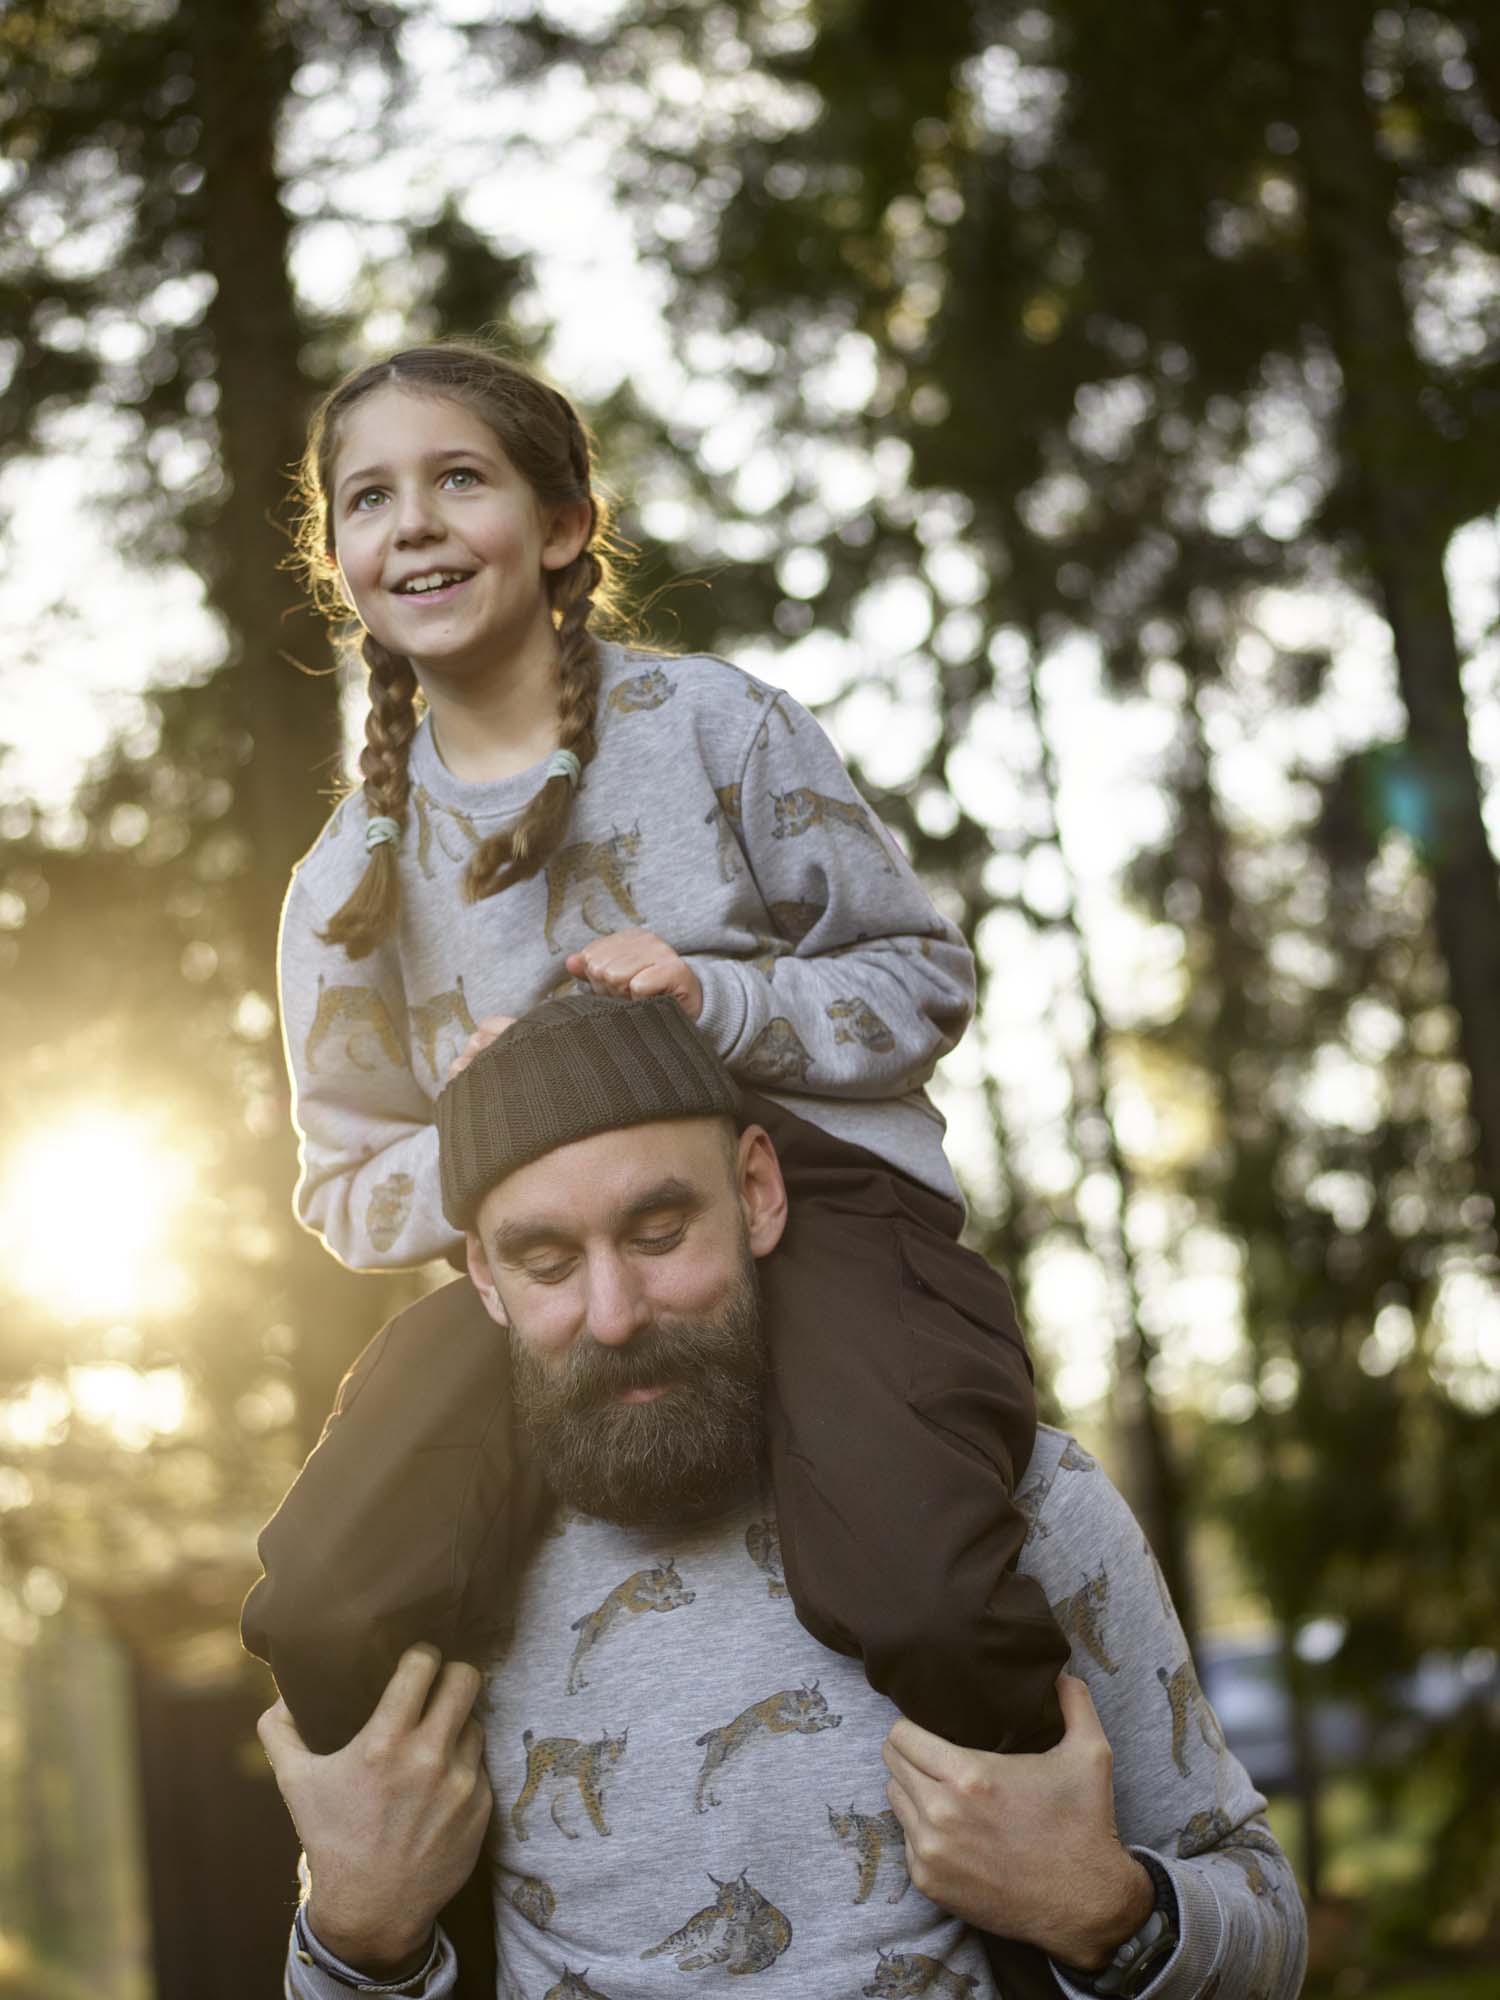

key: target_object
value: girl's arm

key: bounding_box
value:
[687,689,975,1099]
[278,875,460,1270]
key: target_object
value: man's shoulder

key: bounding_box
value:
[1018,1429,1140,1570]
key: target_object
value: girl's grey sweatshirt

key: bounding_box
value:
[278,645,976,1270]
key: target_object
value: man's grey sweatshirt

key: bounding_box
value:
[279,645,975,1269]
[283,1429,1307,1999]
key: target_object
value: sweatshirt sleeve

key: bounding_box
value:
[687,688,975,1099]
[278,872,460,1271]
[284,1899,457,1999]
[1028,1445,1308,2000]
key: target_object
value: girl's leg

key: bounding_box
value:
[242,1275,548,1754]
[742,1091,1068,1753]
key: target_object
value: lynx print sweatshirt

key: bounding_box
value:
[278,645,975,1269]
[282,1430,1307,1998]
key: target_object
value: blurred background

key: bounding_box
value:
[1,0,1498,1993]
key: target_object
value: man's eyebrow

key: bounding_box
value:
[337,446,496,497]
[487,1177,704,1263]
[617,1176,703,1222]
[488,1217,574,1263]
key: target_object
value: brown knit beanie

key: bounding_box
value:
[437,992,741,1230]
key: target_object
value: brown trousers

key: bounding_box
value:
[243,1095,1068,1991]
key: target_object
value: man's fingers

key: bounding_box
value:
[1055,1671,1105,1745]
[456,1715,487,1771]
[256,1698,308,1773]
[884,1771,919,1838]
[884,1714,972,1784]
[424,1660,484,1754]
[366,1643,444,1739]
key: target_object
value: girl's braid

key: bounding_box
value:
[464,399,604,902]
[319,637,421,956]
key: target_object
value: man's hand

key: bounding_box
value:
[883,1674,1155,1969]
[565,929,703,1020]
[449,1014,516,1081]
[258,1645,493,1980]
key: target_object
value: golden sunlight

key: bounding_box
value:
[0,1110,194,1324]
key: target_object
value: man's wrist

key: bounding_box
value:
[1052,1852,1157,1970]
[303,1902,435,1985]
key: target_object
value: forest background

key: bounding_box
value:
[1,0,1498,1994]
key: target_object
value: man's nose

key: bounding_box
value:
[583,1253,652,1348]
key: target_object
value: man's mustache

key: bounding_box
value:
[525,1312,761,1406]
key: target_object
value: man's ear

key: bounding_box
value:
[465,1230,509,1326]
[736,1125,788,1259]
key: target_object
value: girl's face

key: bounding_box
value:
[328,386,590,689]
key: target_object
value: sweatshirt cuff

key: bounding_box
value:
[288,1906,454,1998]
[1049,1848,1223,2000]
[688,956,751,1062]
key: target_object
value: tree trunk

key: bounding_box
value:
[184,0,406,1442]
[185,0,344,979]
[1288,0,1500,1221]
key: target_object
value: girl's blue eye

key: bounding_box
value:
[444,467,479,490]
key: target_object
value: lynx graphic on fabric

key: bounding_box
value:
[1159,1659,1227,1776]
[606,665,677,714]
[743,1519,787,1599]
[704,784,745,884]
[365,1172,414,1252]
[509,1727,628,1842]
[304,978,404,1075]
[565,1560,696,1696]
[828,1804,911,1906]
[409,977,477,1081]
[1178,1805,1237,1858]
[766,897,827,946]
[1050,1564,1120,1675]
[864,1947,979,1997]
[542,829,644,954]
[510,1874,557,1931]
[740,1017,814,1087]
[640,1872,793,1975]
[542,1971,612,2000]
[827,996,897,1054]
[770,787,896,874]
[692,1682,842,1812]
[412,786,479,879]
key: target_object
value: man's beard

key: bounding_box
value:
[509,1259,767,1528]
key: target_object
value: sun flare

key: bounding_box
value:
[0,1109,194,1323]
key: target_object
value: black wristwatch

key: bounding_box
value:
[1063,1853,1180,1998]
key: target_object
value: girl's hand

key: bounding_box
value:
[449,1015,516,1081]
[565,930,703,1021]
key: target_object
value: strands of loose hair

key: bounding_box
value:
[290,339,631,957]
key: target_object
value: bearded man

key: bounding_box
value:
[256,995,1306,2000]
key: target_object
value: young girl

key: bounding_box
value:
[244,340,1067,1773]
